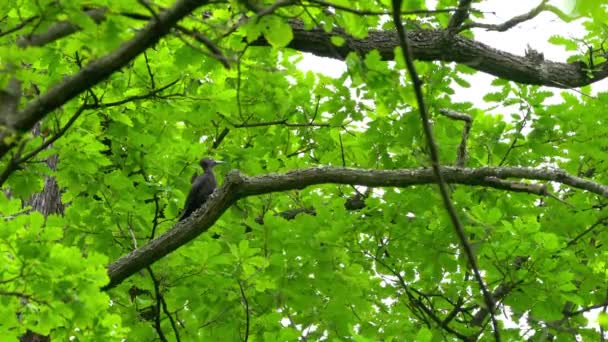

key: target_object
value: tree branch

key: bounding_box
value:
[250,20,603,89]
[392,0,500,339]
[460,1,547,32]
[438,109,472,167]
[103,165,608,289]
[0,0,210,160]
[16,8,108,47]
[447,0,473,30]
[0,79,181,188]
[304,0,466,16]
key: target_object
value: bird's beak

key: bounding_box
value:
[214,160,225,165]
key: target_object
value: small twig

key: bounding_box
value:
[128,219,139,249]
[565,216,608,247]
[338,133,346,167]
[0,15,37,38]
[238,281,250,342]
[212,127,230,149]
[459,0,547,32]
[220,0,297,39]
[565,299,608,317]
[438,109,472,167]
[16,8,108,47]
[305,0,469,17]
[368,249,469,339]
[93,78,181,108]
[143,51,156,89]
[286,146,315,158]
[233,119,329,128]
[160,295,181,342]
[147,267,169,342]
[447,0,473,30]
[544,192,576,208]
[0,139,30,187]
[311,96,320,123]
[236,46,248,121]
[498,106,532,167]
[1,102,86,186]
[392,0,500,340]
[150,192,162,240]
[138,0,160,22]
[175,25,231,68]
[253,0,295,17]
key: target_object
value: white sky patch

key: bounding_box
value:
[297,53,346,78]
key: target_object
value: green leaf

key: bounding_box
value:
[331,36,346,47]
[262,16,294,48]
[415,327,433,342]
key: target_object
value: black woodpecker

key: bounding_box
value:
[179,158,223,221]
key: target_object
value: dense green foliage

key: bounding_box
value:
[2,0,608,340]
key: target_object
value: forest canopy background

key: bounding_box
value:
[2,0,608,341]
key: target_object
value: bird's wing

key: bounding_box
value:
[179,176,203,221]
[179,173,217,221]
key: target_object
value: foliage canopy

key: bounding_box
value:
[2,0,608,340]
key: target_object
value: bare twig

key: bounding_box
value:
[566,216,608,247]
[0,139,30,188]
[15,104,88,165]
[391,1,500,340]
[147,267,168,342]
[138,0,160,22]
[160,295,181,342]
[236,46,248,121]
[95,78,181,108]
[212,127,230,149]
[143,51,156,89]
[238,281,250,342]
[220,0,296,39]
[438,109,472,167]
[368,249,469,339]
[174,25,232,68]
[304,0,468,17]
[448,0,473,30]
[0,15,37,38]
[234,119,329,128]
[460,1,547,32]
[17,8,108,47]
[498,106,532,167]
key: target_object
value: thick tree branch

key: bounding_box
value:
[15,7,589,92]
[0,0,209,160]
[16,8,108,47]
[253,20,603,89]
[104,166,608,289]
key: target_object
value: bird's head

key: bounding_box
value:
[199,158,224,171]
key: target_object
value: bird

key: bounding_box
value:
[179,158,223,221]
